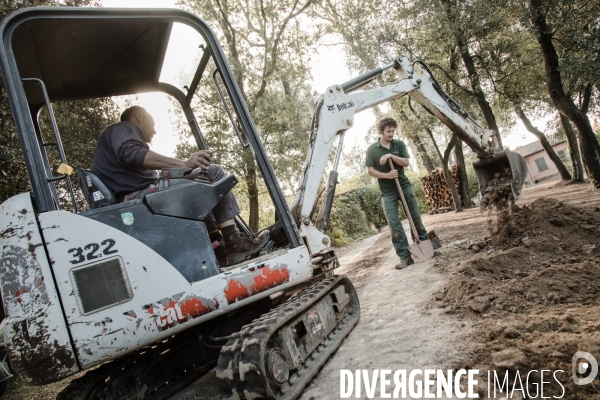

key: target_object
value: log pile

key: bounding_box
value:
[420,165,461,213]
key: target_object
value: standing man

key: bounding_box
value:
[365,117,429,269]
[92,106,268,267]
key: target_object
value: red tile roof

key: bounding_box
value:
[512,134,566,158]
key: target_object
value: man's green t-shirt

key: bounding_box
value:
[365,138,411,195]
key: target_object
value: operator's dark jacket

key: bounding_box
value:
[92,121,156,202]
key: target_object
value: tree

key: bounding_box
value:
[527,0,600,187]
[397,110,437,174]
[559,114,585,182]
[179,0,317,230]
[317,0,443,177]
[453,140,472,206]
[408,97,463,211]
[438,0,504,147]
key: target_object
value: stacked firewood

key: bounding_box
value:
[420,165,461,213]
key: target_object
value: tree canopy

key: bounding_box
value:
[177,0,318,229]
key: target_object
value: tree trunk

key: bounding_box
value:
[453,140,472,207]
[593,133,600,161]
[515,105,571,181]
[411,133,436,173]
[559,114,584,182]
[530,0,600,187]
[397,109,436,173]
[442,134,462,212]
[579,136,590,177]
[579,84,599,163]
[441,0,503,148]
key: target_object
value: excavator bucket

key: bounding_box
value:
[473,149,528,202]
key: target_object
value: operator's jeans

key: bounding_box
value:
[381,185,428,259]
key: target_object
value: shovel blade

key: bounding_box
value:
[408,239,434,261]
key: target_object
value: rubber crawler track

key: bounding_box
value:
[56,334,213,400]
[216,274,360,400]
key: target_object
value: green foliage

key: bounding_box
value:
[328,188,377,245]
[0,96,120,208]
[178,0,318,230]
[328,227,350,247]
[465,163,480,199]
[0,83,29,201]
[357,185,388,229]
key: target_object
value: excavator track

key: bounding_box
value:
[56,331,215,400]
[216,274,360,400]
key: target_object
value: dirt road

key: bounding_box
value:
[298,231,474,399]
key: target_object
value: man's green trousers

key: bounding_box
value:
[381,185,428,259]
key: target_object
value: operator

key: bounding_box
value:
[365,117,429,270]
[92,105,268,267]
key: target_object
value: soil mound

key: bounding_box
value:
[436,198,600,398]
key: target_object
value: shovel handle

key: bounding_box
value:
[388,159,420,243]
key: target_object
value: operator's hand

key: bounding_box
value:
[380,153,393,165]
[387,169,399,179]
[185,150,212,170]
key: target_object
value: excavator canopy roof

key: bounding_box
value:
[13,17,170,105]
[1,7,212,108]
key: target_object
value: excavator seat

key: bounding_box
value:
[77,168,117,209]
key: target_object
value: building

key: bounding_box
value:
[512,135,570,184]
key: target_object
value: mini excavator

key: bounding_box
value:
[0,7,525,400]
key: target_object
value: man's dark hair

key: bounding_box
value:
[120,106,147,122]
[376,117,398,134]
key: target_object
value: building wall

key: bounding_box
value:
[524,142,570,183]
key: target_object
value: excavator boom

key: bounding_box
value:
[291,56,528,246]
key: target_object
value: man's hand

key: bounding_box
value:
[185,150,212,170]
[367,165,399,180]
[380,153,393,165]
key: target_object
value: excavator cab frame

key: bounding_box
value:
[0,6,300,248]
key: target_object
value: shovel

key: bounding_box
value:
[388,159,434,261]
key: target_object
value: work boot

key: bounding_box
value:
[395,255,414,270]
[214,240,228,269]
[225,229,270,265]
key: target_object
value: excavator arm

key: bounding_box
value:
[290,56,527,255]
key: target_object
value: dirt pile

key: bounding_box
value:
[434,198,600,398]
